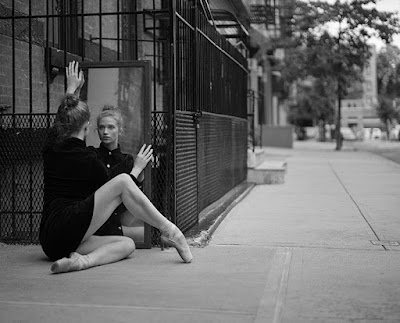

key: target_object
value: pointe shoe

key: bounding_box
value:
[50,252,90,274]
[161,224,193,263]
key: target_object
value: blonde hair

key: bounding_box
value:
[54,94,90,142]
[96,105,124,134]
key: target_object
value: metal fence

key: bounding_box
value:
[150,111,174,245]
[247,90,256,151]
[174,1,248,117]
[0,112,172,244]
[172,2,248,229]
[0,114,55,243]
[0,0,248,244]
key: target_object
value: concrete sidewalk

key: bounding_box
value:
[1,140,400,322]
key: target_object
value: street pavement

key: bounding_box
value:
[1,140,400,322]
[346,138,400,165]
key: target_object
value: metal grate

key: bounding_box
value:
[247,90,256,151]
[150,111,174,244]
[197,113,247,211]
[175,112,198,232]
[0,114,55,244]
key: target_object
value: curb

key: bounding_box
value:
[186,181,255,247]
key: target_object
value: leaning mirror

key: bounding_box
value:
[81,61,152,248]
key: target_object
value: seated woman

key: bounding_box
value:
[92,105,152,242]
[39,61,192,274]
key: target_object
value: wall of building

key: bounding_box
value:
[0,1,60,114]
[341,46,379,130]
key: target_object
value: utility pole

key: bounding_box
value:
[335,11,343,151]
[335,73,343,150]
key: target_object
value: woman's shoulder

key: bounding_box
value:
[42,127,58,153]
[87,145,100,156]
[121,151,134,160]
[117,151,134,166]
[47,138,99,162]
[113,145,133,162]
[87,145,98,151]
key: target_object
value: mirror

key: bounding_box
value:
[81,61,151,248]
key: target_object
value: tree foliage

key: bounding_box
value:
[377,45,400,98]
[277,0,400,145]
[376,96,400,134]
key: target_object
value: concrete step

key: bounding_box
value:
[247,148,266,168]
[247,160,287,185]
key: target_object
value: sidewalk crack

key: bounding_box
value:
[328,163,386,251]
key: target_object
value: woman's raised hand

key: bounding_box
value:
[66,61,85,97]
[134,144,153,172]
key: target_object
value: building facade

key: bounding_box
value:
[341,46,381,130]
[246,0,294,148]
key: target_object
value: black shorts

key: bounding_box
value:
[39,194,95,261]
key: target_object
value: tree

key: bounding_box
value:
[377,96,400,136]
[377,45,400,99]
[287,75,336,141]
[279,0,400,149]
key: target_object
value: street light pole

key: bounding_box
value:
[336,73,343,150]
[335,13,343,151]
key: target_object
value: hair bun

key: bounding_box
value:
[63,94,79,109]
[102,105,118,112]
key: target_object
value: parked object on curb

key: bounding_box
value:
[363,128,371,139]
[340,127,357,141]
[389,125,400,141]
[355,129,364,140]
[295,126,307,140]
[305,127,317,139]
[371,128,382,140]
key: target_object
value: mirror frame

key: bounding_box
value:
[81,60,152,249]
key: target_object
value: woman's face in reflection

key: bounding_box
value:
[97,116,120,147]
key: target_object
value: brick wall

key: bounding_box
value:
[0,0,154,114]
[0,34,65,114]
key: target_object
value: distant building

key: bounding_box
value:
[246,0,295,148]
[341,46,381,129]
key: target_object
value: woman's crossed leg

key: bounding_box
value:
[51,174,192,273]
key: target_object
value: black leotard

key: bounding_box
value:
[39,129,109,260]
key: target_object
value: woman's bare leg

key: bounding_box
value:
[51,235,135,274]
[122,226,144,242]
[83,174,169,240]
[120,210,145,241]
[83,174,192,262]
[120,209,142,227]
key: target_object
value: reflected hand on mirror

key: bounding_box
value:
[134,144,153,173]
[66,61,85,97]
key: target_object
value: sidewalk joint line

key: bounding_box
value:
[0,300,252,317]
[254,247,293,323]
[328,163,386,250]
[272,247,292,323]
[212,243,382,251]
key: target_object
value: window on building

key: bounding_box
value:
[365,64,371,75]
[48,0,82,56]
[48,0,140,60]
[365,81,372,92]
